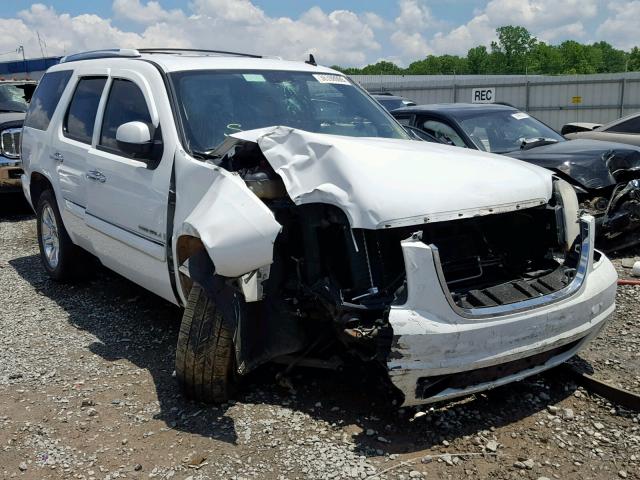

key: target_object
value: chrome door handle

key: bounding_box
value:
[51,152,64,163]
[86,170,106,183]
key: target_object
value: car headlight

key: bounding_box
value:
[0,127,22,160]
[553,177,580,251]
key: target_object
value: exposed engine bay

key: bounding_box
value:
[195,136,582,382]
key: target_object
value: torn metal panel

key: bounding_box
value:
[507,139,640,190]
[173,150,281,280]
[386,215,618,406]
[232,126,553,229]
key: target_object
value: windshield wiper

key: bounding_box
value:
[520,137,559,150]
[191,150,221,161]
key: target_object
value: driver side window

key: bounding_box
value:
[100,79,153,154]
[420,118,466,147]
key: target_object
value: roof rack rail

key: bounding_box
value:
[137,48,262,59]
[60,49,141,63]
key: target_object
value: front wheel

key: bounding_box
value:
[176,284,236,403]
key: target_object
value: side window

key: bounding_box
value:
[63,77,107,144]
[420,118,467,147]
[394,115,412,126]
[24,70,73,131]
[607,116,640,134]
[99,79,153,154]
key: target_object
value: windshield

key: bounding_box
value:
[0,84,30,112]
[376,98,404,111]
[170,70,408,152]
[456,109,564,153]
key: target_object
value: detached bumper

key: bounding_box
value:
[0,155,22,192]
[387,215,617,406]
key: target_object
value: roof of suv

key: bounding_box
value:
[51,49,338,75]
[393,103,518,115]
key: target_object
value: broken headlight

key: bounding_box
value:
[553,178,580,251]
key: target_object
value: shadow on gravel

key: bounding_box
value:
[11,252,577,455]
[0,193,33,220]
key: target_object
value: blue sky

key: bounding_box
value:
[4,1,484,22]
[0,1,634,66]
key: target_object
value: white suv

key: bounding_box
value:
[21,49,617,406]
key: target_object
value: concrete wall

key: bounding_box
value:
[351,73,640,130]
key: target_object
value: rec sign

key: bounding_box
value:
[472,87,496,104]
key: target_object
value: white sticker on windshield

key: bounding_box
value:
[512,112,530,120]
[243,74,266,82]
[313,74,351,85]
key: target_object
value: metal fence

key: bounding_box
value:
[351,73,640,130]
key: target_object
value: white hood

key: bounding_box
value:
[232,127,553,229]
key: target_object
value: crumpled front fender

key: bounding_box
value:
[180,169,282,278]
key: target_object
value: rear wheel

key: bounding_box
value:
[36,189,91,281]
[176,284,236,403]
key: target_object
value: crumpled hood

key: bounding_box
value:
[506,138,640,190]
[232,127,553,229]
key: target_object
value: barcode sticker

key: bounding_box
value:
[312,74,351,85]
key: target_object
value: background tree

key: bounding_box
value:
[334,25,640,75]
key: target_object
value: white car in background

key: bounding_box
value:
[562,112,640,147]
[20,48,617,407]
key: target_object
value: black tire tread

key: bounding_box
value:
[176,285,235,403]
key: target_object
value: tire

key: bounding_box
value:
[36,189,91,281]
[176,284,236,403]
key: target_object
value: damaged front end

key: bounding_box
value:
[587,150,640,250]
[181,127,617,407]
[526,145,640,251]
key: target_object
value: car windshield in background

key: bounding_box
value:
[456,110,564,153]
[0,84,30,112]
[377,98,404,111]
[170,70,409,152]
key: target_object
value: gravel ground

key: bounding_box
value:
[1,197,639,480]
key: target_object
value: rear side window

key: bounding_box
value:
[607,116,640,134]
[63,77,107,144]
[394,115,412,126]
[99,79,152,153]
[24,70,73,131]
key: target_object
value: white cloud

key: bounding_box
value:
[596,1,640,50]
[394,0,435,31]
[390,31,431,59]
[0,0,636,68]
[539,22,587,43]
[0,1,381,66]
[112,0,182,24]
[406,0,600,56]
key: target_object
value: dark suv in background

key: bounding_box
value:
[0,80,36,193]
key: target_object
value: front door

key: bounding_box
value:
[85,67,175,302]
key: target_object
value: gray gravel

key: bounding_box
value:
[1,201,639,479]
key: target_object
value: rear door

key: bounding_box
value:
[84,65,176,302]
[21,69,73,203]
[50,71,108,250]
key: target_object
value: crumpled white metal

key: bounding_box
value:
[233,126,554,229]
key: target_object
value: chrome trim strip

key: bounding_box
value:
[431,217,592,319]
[85,211,166,247]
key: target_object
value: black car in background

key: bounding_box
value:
[392,103,640,251]
[371,93,416,111]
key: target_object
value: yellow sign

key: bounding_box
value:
[571,96,582,104]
